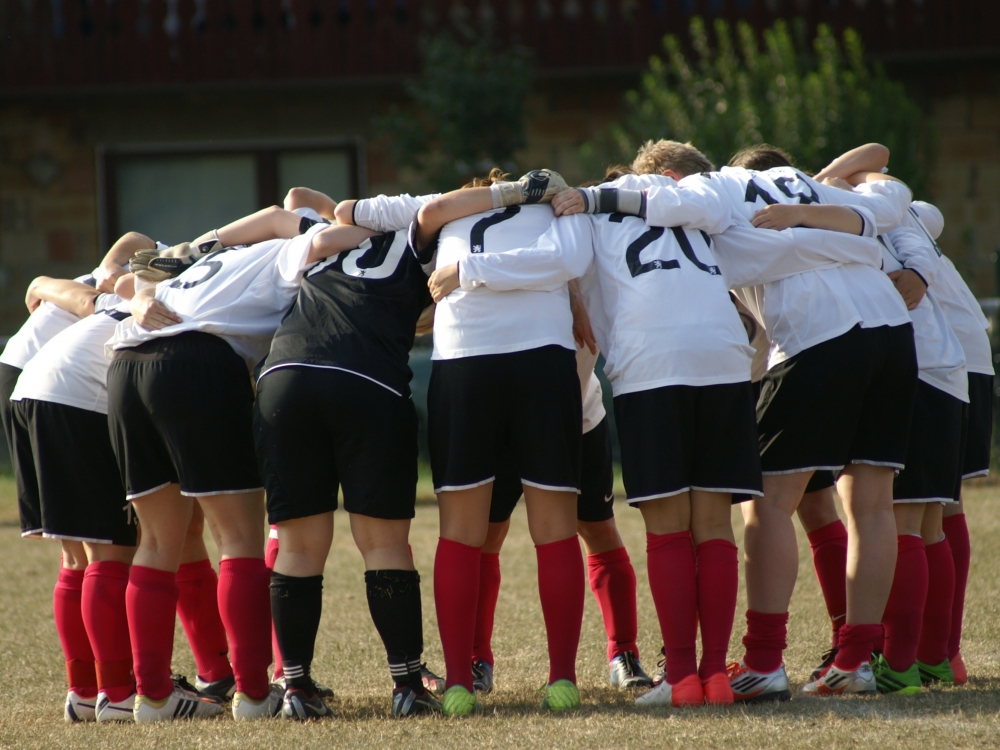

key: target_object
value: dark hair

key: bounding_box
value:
[728,144,796,171]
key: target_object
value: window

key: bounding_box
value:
[101,141,361,247]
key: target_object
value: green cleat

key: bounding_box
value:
[540,679,581,712]
[917,659,955,686]
[441,685,479,717]
[873,655,921,695]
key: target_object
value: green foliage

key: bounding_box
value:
[583,17,934,193]
[377,29,534,192]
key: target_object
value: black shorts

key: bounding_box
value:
[614,381,762,504]
[0,362,21,466]
[107,332,262,499]
[805,470,836,494]
[255,366,418,523]
[962,372,993,479]
[893,381,964,504]
[489,416,615,524]
[757,324,918,474]
[11,399,136,545]
[428,345,582,494]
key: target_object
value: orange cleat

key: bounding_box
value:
[635,673,705,707]
[702,672,735,705]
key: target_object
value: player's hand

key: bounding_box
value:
[888,269,927,310]
[821,176,854,192]
[751,204,804,231]
[494,169,569,207]
[428,263,461,303]
[24,279,43,313]
[569,283,597,354]
[553,189,586,217]
[131,290,182,330]
[94,261,126,294]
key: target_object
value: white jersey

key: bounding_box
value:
[432,204,576,360]
[110,224,324,371]
[644,168,911,367]
[897,204,993,376]
[353,193,439,233]
[11,296,129,414]
[576,346,605,433]
[881,229,968,402]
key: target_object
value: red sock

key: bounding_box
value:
[647,531,697,684]
[218,558,272,701]
[82,562,134,702]
[942,513,970,659]
[882,535,928,671]
[264,528,283,680]
[54,568,98,698]
[834,623,883,671]
[536,536,584,684]
[917,538,955,666]
[742,610,788,673]
[807,520,848,649]
[127,565,178,700]
[696,539,738,679]
[472,553,501,666]
[588,547,639,662]
[176,559,232,683]
[434,538,481,691]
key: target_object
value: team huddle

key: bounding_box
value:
[0,137,989,723]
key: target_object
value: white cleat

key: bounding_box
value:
[802,662,876,696]
[95,691,137,722]
[133,681,225,723]
[64,691,97,722]
[634,674,704,707]
[232,684,285,720]
[727,661,792,703]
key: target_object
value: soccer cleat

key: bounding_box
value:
[917,659,955,686]
[802,662,876,696]
[702,673,735,705]
[872,655,921,695]
[609,650,654,689]
[95,691,137,722]
[951,653,968,685]
[64,691,97,722]
[392,685,443,717]
[282,687,332,720]
[652,646,667,685]
[194,673,236,701]
[421,663,446,694]
[232,683,285,720]
[635,674,704,707]
[472,661,495,693]
[727,661,791,703]
[540,679,581,712]
[809,647,839,682]
[441,685,479,717]
[133,681,225,722]
[274,675,335,698]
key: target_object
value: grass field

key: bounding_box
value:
[1,474,999,749]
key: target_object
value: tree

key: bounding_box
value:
[583,17,934,194]
[377,29,534,193]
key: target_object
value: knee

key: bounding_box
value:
[576,519,620,550]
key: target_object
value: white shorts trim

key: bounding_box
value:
[893,497,957,505]
[434,476,496,494]
[962,469,989,480]
[761,465,845,477]
[627,486,692,503]
[126,481,172,501]
[259,363,403,397]
[181,486,265,498]
[41,532,114,545]
[851,459,905,469]
[20,528,44,538]
[690,485,764,497]
[520,479,581,494]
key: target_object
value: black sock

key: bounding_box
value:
[270,572,324,693]
[365,569,424,690]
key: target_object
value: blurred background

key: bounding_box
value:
[1,0,998,461]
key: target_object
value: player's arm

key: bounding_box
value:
[814,175,911,231]
[569,278,597,354]
[340,193,441,231]
[24,276,100,316]
[192,205,304,248]
[284,187,337,221]
[129,285,183,331]
[750,204,874,236]
[885,226,936,310]
[306,224,379,264]
[94,231,157,293]
[814,143,890,183]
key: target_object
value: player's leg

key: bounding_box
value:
[175,502,234,699]
[55,541,99,720]
[284,187,337,221]
[917,502,957,684]
[471,494,514,694]
[575,417,648,689]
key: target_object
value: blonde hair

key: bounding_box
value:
[632,140,715,178]
[728,144,796,171]
[462,167,510,189]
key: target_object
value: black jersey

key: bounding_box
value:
[260,229,433,397]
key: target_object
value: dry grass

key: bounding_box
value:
[1,474,999,749]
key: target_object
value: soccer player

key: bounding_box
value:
[106,206,335,722]
[554,140,916,698]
